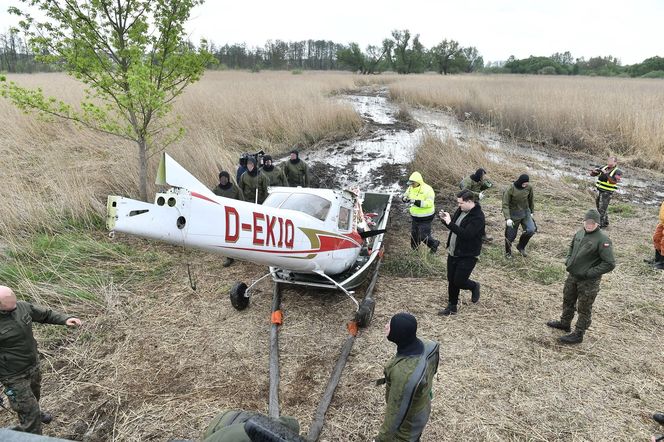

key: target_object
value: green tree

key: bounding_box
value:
[337,43,366,73]
[431,39,461,74]
[0,0,214,201]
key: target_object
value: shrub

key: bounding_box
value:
[538,66,557,75]
[641,70,664,78]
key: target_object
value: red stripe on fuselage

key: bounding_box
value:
[217,233,361,255]
[191,192,219,204]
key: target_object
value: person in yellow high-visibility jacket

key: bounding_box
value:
[402,172,440,253]
[589,156,623,228]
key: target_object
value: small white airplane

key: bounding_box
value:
[107,153,392,319]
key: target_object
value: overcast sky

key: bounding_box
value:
[1,0,662,65]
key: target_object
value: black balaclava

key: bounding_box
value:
[289,149,300,164]
[218,171,232,190]
[246,157,258,176]
[514,174,530,188]
[262,155,274,172]
[387,312,424,356]
[470,168,486,182]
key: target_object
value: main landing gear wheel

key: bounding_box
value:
[230,282,250,310]
[355,297,375,328]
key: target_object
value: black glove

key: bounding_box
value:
[414,200,422,207]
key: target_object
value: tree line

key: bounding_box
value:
[490,52,664,78]
[1,27,663,78]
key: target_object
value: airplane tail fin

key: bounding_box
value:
[156,153,217,199]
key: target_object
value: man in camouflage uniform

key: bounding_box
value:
[283,149,310,187]
[589,156,623,228]
[213,171,244,201]
[0,285,82,434]
[212,171,243,267]
[260,155,288,187]
[546,209,615,344]
[239,157,269,204]
[460,168,493,242]
[375,313,439,442]
[460,168,493,202]
[201,409,302,441]
[502,174,536,258]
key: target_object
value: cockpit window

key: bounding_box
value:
[263,192,290,208]
[338,206,351,231]
[263,192,331,221]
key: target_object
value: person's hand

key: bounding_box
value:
[479,191,484,200]
[413,200,422,207]
[506,219,514,228]
[66,317,82,327]
[442,211,451,224]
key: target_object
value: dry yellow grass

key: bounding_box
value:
[390,74,664,170]
[1,73,663,441]
[0,71,362,236]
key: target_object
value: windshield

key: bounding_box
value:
[264,192,331,221]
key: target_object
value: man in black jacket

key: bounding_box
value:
[437,189,486,316]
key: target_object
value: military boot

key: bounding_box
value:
[471,282,480,303]
[655,251,664,270]
[504,240,513,258]
[516,233,532,257]
[559,329,584,344]
[40,411,53,424]
[654,413,664,425]
[546,320,571,332]
[438,304,457,316]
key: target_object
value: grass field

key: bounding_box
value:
[1,71,663,441]
[390,74,664,171]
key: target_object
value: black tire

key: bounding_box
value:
[230,282,250,310]
[356,297,375,328]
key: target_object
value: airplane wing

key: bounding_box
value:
[155,152,217,200]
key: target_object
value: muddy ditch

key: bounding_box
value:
[296,86,664,207]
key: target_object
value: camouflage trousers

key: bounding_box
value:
[1,364,43,434]
[595,190,613,227]
[560,274,601,332]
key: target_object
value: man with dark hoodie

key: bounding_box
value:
[213,171,244,201]
[239,157,269,204]
[502,173,536,258]
[283,149,310,187]
[260,155,288,187]
[546,209,615,344]
[460,168,493,202]
[375,313,439,442]
[212,171,243,267]
[460,168,493,243]
[437,189,485,316]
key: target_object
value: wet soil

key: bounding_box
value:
[299,86,664,206]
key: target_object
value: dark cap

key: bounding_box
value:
[263,154,273,163]
[219,171,230,180]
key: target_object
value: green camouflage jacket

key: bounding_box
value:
[565,228,616,280]
[376,339,439,442]
[0,301,70,379]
